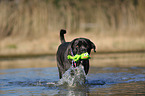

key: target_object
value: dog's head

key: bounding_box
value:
[71,38,96,55]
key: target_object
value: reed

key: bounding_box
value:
[0,0,145,55]
[0,0,145,39]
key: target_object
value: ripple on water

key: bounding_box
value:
[0,67,145,96]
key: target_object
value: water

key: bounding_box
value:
[0,66,145,95]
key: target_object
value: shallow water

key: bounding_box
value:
[0,66,145,96]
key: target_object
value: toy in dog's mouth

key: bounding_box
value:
[67,52,91,67]
[67,52,91,62]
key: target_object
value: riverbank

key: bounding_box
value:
[0,49,145,59]
[1,33,145,57]
[1,0,145,57]
[0,52,145,70]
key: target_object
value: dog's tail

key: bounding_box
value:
[60,29,66,43]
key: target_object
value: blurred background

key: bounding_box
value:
[0,0,145,69]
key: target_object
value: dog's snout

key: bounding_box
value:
[80,48,87,52]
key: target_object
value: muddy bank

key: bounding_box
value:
[0,49,145,59]
[1,33,145,57]
[0,52,145,69]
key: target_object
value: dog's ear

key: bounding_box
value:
[70,39,79,55]
[88,40,96,52]
[71,39,75,49]
[91,42,96,52]
[71,38,78,48]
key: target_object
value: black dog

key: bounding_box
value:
[57,29,96,79]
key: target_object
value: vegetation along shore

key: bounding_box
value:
[0,0,145,56]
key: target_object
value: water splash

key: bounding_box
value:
[57,65,86,87]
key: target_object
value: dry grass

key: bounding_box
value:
[0,0,145,55]
[0,32,145,56]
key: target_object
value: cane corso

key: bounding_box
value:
[57,29,96,79]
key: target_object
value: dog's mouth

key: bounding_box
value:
[72,59,88,68]
[70,47,90,67]
[72,61,82,68]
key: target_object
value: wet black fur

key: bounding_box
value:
[57,29,96,79]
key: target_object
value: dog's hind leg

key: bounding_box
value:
[57,61,65,79]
